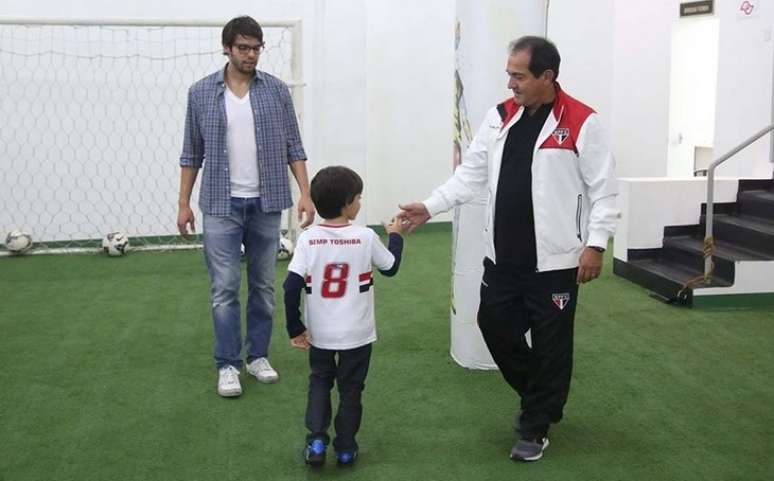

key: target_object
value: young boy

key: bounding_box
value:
[283,166,406,467]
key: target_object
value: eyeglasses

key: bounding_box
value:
[234,43,264,54]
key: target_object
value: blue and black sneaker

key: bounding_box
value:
[336,450,358,467]
[304,439,326,466]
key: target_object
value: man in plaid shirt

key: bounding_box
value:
[177,16,315,397]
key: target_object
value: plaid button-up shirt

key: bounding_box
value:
[180,67,307,216]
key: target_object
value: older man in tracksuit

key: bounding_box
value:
[398,36,619,462]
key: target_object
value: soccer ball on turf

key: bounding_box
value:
[102,232,129,256]
[5,230,33,254]
[277,234,294,260]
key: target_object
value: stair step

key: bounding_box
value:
[700,214,774,256]
[663,235,773,282]
[737,189,774,222]
[664,235,772,261]
[614,256,732,305]
[631,258,731,286]
[712,213,774,230]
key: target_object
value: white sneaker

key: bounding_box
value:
[246,357,279,383]
[217,365,242,397]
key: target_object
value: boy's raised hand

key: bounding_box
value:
[290,332,311,350]
[383,216,408,236]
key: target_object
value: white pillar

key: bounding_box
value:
[450,0,546,369]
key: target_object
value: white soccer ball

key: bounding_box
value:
[102,232,130,256]
[5,230,33,254]
[277,235,294,260]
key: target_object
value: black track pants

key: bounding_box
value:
[477,258,579,439]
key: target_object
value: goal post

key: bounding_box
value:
[0,16,304,255]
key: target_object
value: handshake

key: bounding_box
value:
[383,202,432,235]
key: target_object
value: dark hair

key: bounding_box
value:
[222,16,263,49]
[509,36,560,81]
[310,166,363,219]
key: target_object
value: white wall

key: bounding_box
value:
[547,0,614,130]
[297,0,456,226]
[548,0,673,178]
[364,0,454,224]
[305,0,368,210]
[456,0,547,125]
[713,0,774,178]
[610,1,674,178]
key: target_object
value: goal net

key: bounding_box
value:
[0,18,303,254]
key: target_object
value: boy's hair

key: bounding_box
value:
[310,166,363,219]
[222,16,263,50]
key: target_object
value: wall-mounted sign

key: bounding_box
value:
[680,1,714,17]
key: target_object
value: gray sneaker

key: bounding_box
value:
[510,437,549,462]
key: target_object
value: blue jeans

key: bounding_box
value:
[203,197,281,370]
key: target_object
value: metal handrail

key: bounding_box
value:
[704,123,774,279]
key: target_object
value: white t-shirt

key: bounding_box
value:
[225,87,260,197]
[287,223,396,350]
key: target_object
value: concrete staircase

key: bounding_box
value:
[614,179,774,306]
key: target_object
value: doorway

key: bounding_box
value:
[667,14,719,177]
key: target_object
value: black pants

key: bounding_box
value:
[306,343,372,452]
[477,258,578,440]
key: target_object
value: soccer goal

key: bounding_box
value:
[0,17,304,254]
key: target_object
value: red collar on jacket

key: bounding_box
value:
[497,83,596,154]
[497,83,588,129]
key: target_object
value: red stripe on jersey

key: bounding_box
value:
[358,272,372,283]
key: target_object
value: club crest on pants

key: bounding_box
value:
[552,292,571,310]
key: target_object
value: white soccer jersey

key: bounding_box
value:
[287,223,396,350]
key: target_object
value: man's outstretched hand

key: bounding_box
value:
[396,202,431,233]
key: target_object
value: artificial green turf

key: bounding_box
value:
[1,225,773,481]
